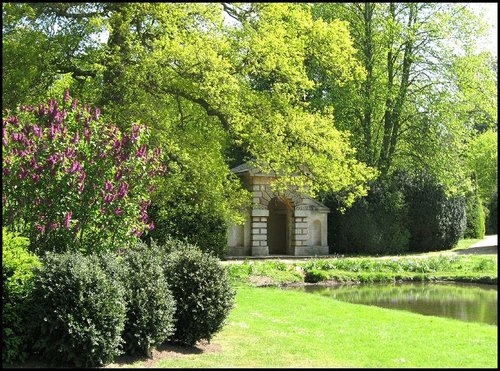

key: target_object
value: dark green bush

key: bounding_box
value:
[485,192,497,234]
[464,191,486,239]
[30,252,126,367]
[161,239,235,346]
[326,176,410,255]
[403,172,467,251]
[145,199,228,258]
[2,229,41,365]
[120,242,176,356]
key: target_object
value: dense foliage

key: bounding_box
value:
[485,192,497,235]
[2,230,41,365]
[326,172,469,254]
[404,173,467,252]
[162,239,235,346]
[2,91,165,254]
[145,199,228,258]
[119,242,176,356]
[30,252,126,367]
[326,176,410,255]
[464,191,486,239]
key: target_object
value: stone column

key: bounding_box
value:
[251,208,269,256]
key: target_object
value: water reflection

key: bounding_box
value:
[291,282,497,325]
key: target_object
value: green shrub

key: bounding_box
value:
[2,229,41,365]
[464,191,485,239]
[304,268,330,283]
[30,252,126,367]
[120,242,176,356]
[162,240,235,346]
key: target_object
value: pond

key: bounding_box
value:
[288,282,497,325]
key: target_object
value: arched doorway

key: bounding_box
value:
[267,197,292,255]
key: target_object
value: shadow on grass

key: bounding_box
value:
[4,343,208,369]
[105,342,214,368]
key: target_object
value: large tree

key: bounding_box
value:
[310,3,497,194]
[2,3,377,226]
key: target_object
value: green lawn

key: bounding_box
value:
[128,286,497,368]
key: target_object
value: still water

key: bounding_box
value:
[289,282,497,325]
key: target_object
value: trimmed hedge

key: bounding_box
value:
[161,239,235,346]
[2,230,41,365]
[120,242,176,356]
[30,252,126,367]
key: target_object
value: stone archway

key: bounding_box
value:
[267,197,293,255]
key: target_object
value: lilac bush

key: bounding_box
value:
[2,90,166,254]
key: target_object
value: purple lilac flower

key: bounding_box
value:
[136,144,147,158]
[72,131,80,144]
[48,99,58,114]
[84,127,91,141]
[76,112,82,122]
[64,211,72,229]
[38,104,48,116]
[32,173,40,182]
[23,124,31,136]
[69,161,82,173]
[64,89,71,103]
[7,116,19,126]
[3,168,11,176]
[71,98,78,110]
[114,170,122,181]
[149,185,157,193]
[139,211,148,223]
[105,180,113,192]
[94,107,101,120]
[131,124,141,140]
[49,124,59,139]
[103,194,114,203]
[148,222,155,231]
[33,124,43,138]
[65,147,76,158]
[117,182,129,199]
[11,132,23,142]
[114,207,123,216]
[2,127,8,146]
[19,168,28,180]
[79,170,86,182]
[49,222,60,230]
[35,223,45,233]
[47,154,59,168]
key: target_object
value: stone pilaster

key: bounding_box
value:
[293,214,309,255]
[251,208,269,256]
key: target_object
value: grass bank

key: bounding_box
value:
[225,246,497,287]
[126,286,496,368]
